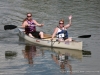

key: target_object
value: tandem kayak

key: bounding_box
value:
[18,28,83,50]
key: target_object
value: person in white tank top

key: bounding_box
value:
[51,15,72,41]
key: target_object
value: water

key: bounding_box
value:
[0,0,100,75]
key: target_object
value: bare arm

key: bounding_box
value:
[64,15,72,29]
[22,21,27,28]
[33,20,44,27]
[51,27,58,40]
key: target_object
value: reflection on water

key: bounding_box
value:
[50,47,91,74]
[5,51,17,59]
[82,50,91,57]
[40,45,91,59]
[51,53,72,74]
[22,45,44,65]
[53,48,83,60]
[23,42,91,74]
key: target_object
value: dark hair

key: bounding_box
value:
[23,18,28,22]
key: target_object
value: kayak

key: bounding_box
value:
[18,28,83,50]
[18,28,82,50]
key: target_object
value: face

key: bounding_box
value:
[27,13,32,21]
[59,21,64,28]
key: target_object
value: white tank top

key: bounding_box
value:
[56,27,67,38]
[57,27,64,33]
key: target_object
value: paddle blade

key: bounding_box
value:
[4,25,17,30]
[78,35,91,38]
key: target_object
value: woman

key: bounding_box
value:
[22,13,44,39]
[51,15,72,41]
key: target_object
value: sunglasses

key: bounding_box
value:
[27,16,32,17]
[59,23,64,24]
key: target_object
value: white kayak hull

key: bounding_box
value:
[18,28,83,50]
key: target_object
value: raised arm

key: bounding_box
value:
[64,15,72,29]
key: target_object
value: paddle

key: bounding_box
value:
[4,25,20,30]
[77,35,91,38]
[4,24,40,30]
[44,35,91,39]
[43,35,91,39]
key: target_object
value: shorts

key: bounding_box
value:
[63,37,68,40]
[30,31,41,39]
[56,37,68,41]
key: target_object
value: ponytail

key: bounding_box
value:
[23,18,28,22]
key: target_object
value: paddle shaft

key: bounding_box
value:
[4,25,91,38]
[44,35,91,39]
[4,25,39,30]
